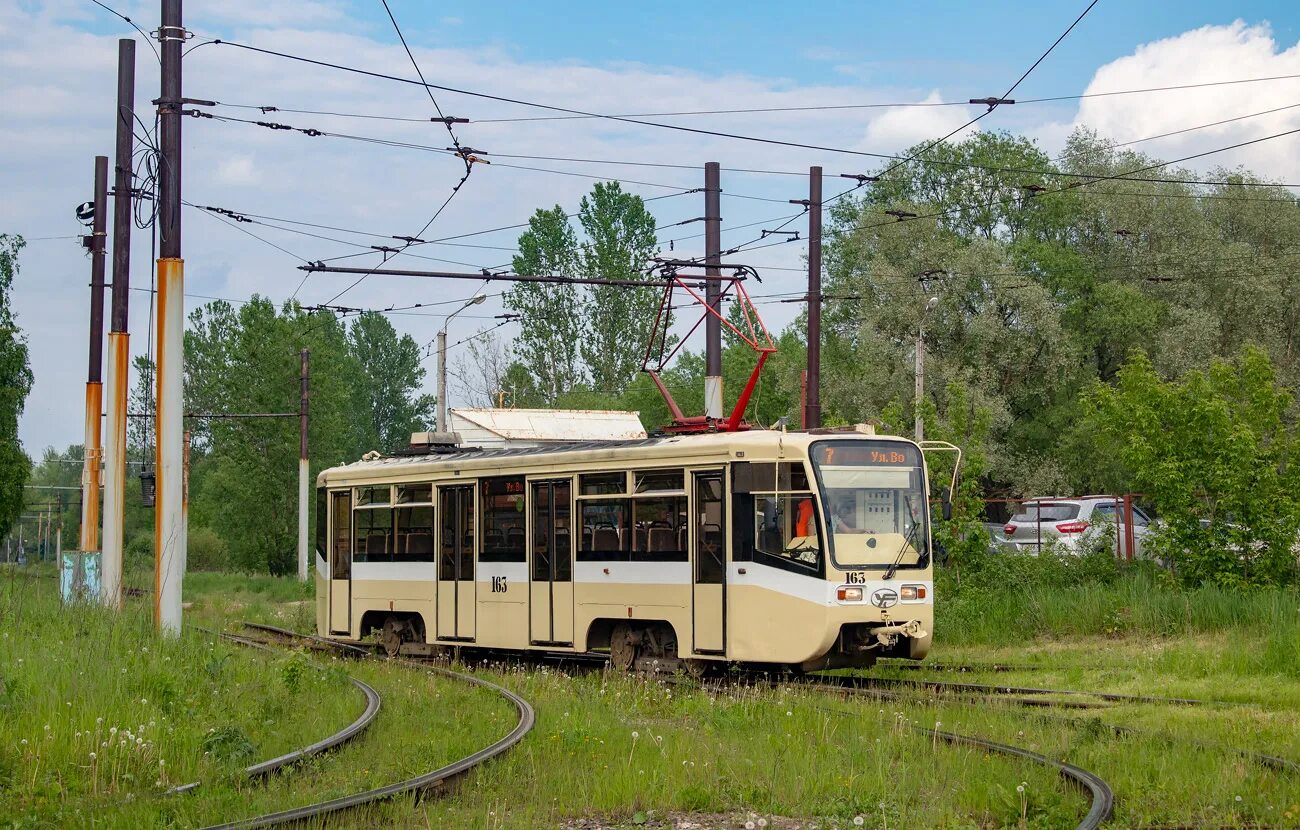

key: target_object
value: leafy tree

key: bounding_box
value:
[505,206,584,403]
[0,234,33,541]
[347,312,434,449]
[1081,348,1300,587]
[578,182,660,395]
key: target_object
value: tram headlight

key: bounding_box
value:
[836,586,864,602]
[900,585,927,600]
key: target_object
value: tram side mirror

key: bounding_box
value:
[940,487,953,521]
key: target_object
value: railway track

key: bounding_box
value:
[193,622,535,830]
[168,630,382,796]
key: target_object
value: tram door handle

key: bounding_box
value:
[737,568,747,575]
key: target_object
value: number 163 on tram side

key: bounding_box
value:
[313,425,947,673]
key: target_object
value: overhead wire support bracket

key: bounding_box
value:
[969,96,1016,110]
[759,229,799,240]
[840,173,880,184]
[435,116,470,125]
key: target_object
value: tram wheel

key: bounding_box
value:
[609,623,637,671]
[682,658,713,679]
[380,618,404,657]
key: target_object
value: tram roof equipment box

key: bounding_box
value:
[444,408,646,449]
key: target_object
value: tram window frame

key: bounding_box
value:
[393,501,435,563]
[634,469,685,494]
[480,476,527,563]
[355,485,391,507]
[396,483,432,505]
[578,499,630,561]
[732,461,823,577]
[630,495,687,562]
[353,501,394,563]
[314,487,326,562]
[580,472,627,495]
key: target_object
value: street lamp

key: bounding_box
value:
[915,296,939,443]
[437,292,487,432]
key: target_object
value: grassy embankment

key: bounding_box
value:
[2,561,1298,828]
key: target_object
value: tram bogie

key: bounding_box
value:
[313,427,937,671]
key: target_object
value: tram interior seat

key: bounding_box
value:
[633,528,648,552]
[405,532,433,557]
[506,527,525,550]
[366,532,388,556]
[592,527,620,551]
[648,526,676,552]
[483,530,505,551]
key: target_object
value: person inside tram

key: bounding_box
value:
[833,497,865,533]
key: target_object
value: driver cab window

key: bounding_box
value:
[748,462,821,574]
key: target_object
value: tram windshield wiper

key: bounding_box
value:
[883,501,921,580]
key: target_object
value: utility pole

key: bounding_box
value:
[703,162,723,420]
[915,296,939,443]
[805,166,823,430]
[297,349,310,581]
[81,156,108,557]
[155,0,185,634]
[103,37,135,611]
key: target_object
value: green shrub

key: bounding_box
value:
[124,529,153,571]
[186,526,229,572]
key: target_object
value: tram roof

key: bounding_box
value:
[318,428,915,485]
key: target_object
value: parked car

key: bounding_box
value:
[1002,496,1154,557]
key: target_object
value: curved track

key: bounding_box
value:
[198,622,535,830]
[168,632,382,796]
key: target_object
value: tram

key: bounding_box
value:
[313,425,940,672]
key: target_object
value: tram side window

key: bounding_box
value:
[481,477,526,563]
[393,504,434,562]
[579,499,630,561]
[314,487,326,561]
[733,461,821,575]
[631,495,687,562]
[353,507,393,563]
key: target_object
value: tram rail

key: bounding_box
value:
[168,631,382,796]
[195,622,535,830]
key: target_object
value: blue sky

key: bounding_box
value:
[8,0,1300,450]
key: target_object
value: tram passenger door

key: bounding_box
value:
[529,479,573,646]
[692,470,726,654]
[328,491,352,635]
[437,485,476,641]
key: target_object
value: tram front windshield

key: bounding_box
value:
[811,441,929,570]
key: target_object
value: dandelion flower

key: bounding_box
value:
[758,819,768,828]
[853,817,865,827]
[1017,785,1025,794]
[89,752,97,760]
[1236,796,1243,802]
[631,731,639,739]
[20,739,27,746]
[744,823,755,830]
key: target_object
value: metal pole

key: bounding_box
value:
[703,161,723,419]
[436,330,448,431]
[806,166,823,430]
[914,322,925,443]
[297,349,310,582]
[103,37,135,610]
[155,0,185,635]
[81,156,108,555]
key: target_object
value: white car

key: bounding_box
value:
[1002,496,1153,558]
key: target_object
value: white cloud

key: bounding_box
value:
[1065,21,1300,181]
[857,91,980,156]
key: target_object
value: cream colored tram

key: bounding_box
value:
[313,427,935,672]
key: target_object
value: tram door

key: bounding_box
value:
[529,479,573,645]
[328,491,352,635]
[691,470,726,654]
[437,485,476,641]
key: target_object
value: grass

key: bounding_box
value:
[2,564,1298,828]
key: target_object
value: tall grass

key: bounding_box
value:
[937,555,1300,675]
[0,566,354,826]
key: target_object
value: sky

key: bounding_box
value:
[3,0,1300,454]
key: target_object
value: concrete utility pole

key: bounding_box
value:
[155,0,186,634]
[297,349,310,581]
[81,156,108,556]
[915,296,939,442]
[437,293,486,432]
[703,162,723,420]
[103,37,135,610]
[805,167,823,430]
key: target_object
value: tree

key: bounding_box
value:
[579,182,660,395]
[453,329,511,408]
[347,312,434,450]
[0,234,33,541]
[1081,348,1300,587]
[505,206,584,404]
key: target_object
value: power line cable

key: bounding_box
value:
[211,71,1300,125]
